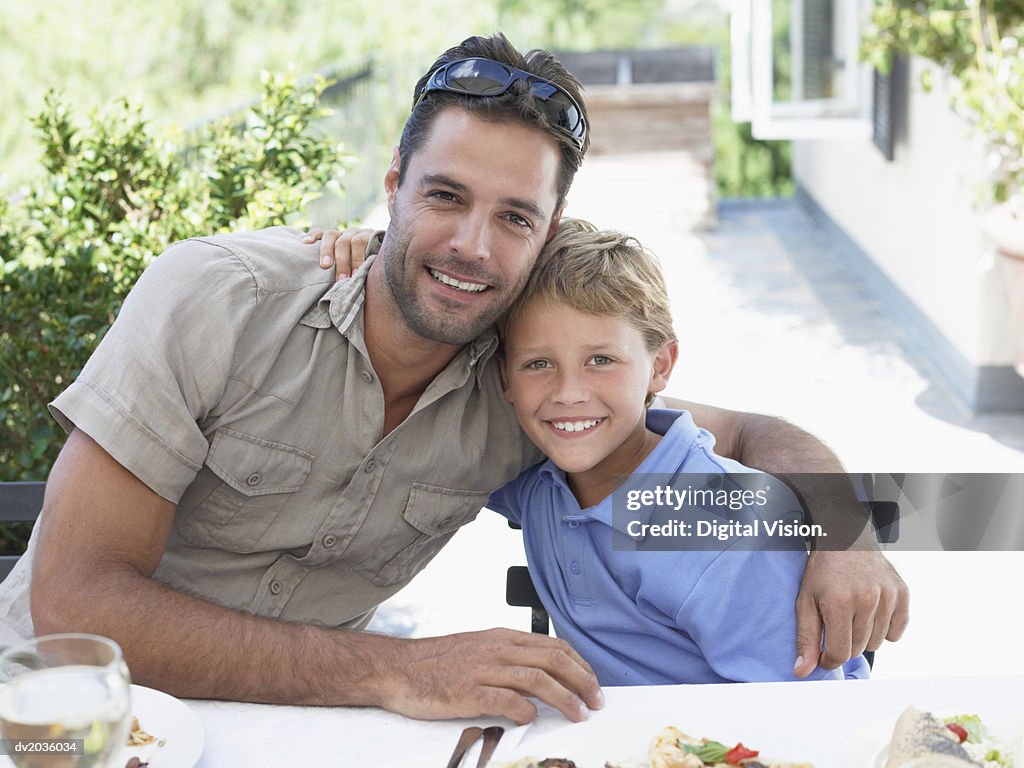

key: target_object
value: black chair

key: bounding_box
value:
[504,500,899,670]
[0,481,46,581]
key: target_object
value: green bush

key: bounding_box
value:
[0,72,351,492]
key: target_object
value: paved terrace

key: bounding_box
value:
[365,151,1024,680]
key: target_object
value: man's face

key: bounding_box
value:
[380,107,563,346]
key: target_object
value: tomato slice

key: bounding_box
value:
[725,742,760,764]
[946,723,969,743]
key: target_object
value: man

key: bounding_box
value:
[3,34,906,724]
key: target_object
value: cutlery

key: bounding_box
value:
[446,726,483,768]
[476,725,505,767]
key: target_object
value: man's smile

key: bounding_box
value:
[427,267,490,293]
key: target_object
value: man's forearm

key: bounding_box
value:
[662,398,874,547]
[34,564,395,706]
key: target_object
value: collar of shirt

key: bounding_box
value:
[298,253,500,388]
[534,409,706,535]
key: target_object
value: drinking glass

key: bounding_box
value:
[0,634,132,768]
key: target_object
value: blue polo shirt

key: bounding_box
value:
[487,409,869,686]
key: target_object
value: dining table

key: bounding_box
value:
[173,672,1024,767]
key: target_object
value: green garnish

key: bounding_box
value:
[983,748,1008,767]
[681,739,729,764]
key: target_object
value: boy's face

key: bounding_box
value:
[500,298,676,482]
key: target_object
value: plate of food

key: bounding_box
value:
[117,684,204,768]
[496,723,815,767]
[840,707,1022,768]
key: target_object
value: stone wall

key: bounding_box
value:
[556,47,717,229]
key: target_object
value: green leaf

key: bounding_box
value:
[680,740,729,764]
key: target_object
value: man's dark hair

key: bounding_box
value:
[398,32,589,209]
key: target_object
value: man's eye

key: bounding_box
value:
[589,355,612,366]
[506,213,533,229]
[429,190,457,202]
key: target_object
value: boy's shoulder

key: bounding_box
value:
[487,458,561,526]
[647,408,758,476]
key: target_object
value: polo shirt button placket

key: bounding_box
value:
[361,370,373,384]
[569,561,582,576]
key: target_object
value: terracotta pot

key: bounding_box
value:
[984,202,1024,377]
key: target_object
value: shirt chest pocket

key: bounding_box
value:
[176,428,314,553]
[357,483,488,588]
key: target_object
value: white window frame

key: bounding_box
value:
[732,0,873,140]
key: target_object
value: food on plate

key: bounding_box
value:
[127,715,158,746]
[649,725,812,768]
[497,725,812,768]
[885,707,1014,768]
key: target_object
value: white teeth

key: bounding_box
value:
[429,268,488,293]
[551,419,602,433]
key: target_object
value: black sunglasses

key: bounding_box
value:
[415,57,587,149]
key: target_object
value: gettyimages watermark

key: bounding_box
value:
[609,473,1024,551]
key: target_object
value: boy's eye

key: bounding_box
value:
[588,355,612,366]
[525,359,550,370]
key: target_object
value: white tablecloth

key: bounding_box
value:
[185,673,1024,767]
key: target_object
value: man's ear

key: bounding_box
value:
[498,355,514,405]
[544,203,565,244]
[649,339,679,396]
[384,146,401,216]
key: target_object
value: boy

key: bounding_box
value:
[488,218,869,686]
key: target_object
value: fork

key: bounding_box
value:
[477,726,505,767]
[445,725,505,768]
[446,726,483,768]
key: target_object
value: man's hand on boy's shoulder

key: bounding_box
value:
[793,550,909,676]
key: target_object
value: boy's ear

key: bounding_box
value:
[648,340,679,396]
[384,146,401,217]
[498,355,514,404]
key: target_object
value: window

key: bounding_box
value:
[731,0,873,139]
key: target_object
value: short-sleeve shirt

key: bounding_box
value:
[487,409,870,686]
[0,226,540,639]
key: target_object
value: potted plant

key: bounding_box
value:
[862,1,1024,374]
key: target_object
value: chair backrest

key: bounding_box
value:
[0,482,45,581]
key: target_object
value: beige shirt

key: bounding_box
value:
[0,226,539,640]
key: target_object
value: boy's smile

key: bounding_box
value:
[501,298,676,507]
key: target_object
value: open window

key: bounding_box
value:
[731,0,873,139]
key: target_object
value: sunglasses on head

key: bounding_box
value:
[415,57,587,150]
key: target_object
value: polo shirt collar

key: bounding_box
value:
[534,409,701,535]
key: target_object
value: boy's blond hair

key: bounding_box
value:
[499,217,676,352]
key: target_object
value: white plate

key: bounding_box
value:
[120,684,204,767]
[840,713,1024,768]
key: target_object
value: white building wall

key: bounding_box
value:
[792,57,1015,366]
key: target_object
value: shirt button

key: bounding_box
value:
[322,534,337,548]
[269,580,282,595]
[361,370,374,383]
[568,520,580,529]
[570,561,582,575]
[246,472,262,487]
[364,459,376,473]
